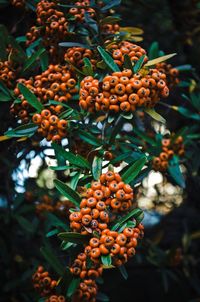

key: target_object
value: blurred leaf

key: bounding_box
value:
[97,46,120,72]
[58,232,90,244]
[101,254,112,266]
[175,64,193,71]
[59,42,91,48]
[168,156,185,188]
[101,0,121,11]
[84,11,98,34]
[52,143,90,169]
[4,123,37,137]
[121,156,147,184]
[0,81,14,99]
[46,229,59,238]
[96,292,110,301]
[144,108,166,123]
[120,27,143,35]
[23,47,46,72]
[100,16,121,25]
[133,55,146,73]
[15,215,35,233]
[82,58,94,76]
[67,278,80,298]
[118,265,128,280]
[148,41,159,60]
[18,83,44,112]
[92,156,102,180]
[111,208,143,231]
[145,53,177,67]
[133,128,157,146]
[78,129,101,147]
[54,179,81,207]
[40,50,49,71]
[40,246,64,276]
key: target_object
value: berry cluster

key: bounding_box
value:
[152,136,185,172]
[79,68,169,113]
[156,62,179,88]
[32,109,68,142]
[45,295,66,302]
[10,0,25,8]
[74,279,98,302]
[69,171,135,234]
[85,224,144,267]
[70,252,103,279]
[108,41,148,67]
[26,0,68,60]
[64,47,96,70]
[101,23,120,36]
[69,0,95,22]
[32,266,57,297]
[0,60,16,88]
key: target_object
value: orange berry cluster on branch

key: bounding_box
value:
[46,295,66,302]
[26,0,68,60]
[86,225,144,267]
[156,62,179,88]
[152,136,185,172]
[73,279,98,302]
[69,0,95,22]
[0,60,16,88]
[108,41,148,67]
[70,252,103,279]
[32,266,57,297]
[64,47,96,70]
[69,171,135,234]
[79,68,169,113]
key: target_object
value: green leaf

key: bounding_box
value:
[84,11,98,34]
[101,254,112,266]
[4,123,37,137]
[40,246,64,276]
[96,292,110,302]
[52,143,90,169]
[67,278,80,298]
[59,42,91,48]
[175,64,192,71]
[40,50,49,71]
[0,81,13,99]
[58,232,90,244]
[176,106,200,121]
[111,208,143,231]
[133,128,157,146]
[46,229,59,238]
[23,47,46,72]
[168,156,185,188]
[118,265,128,280]
[15,215,35,233]
[144,108,166,123]
[92,156,102,180]
[100,16,121,25]
[54,179,81,207]
[148,41,159,60]
[97,46,120,72]
[78,129,101,147]
[70,171,81,190]
[121,156,147,184]
[123,54,133,70]
[18,83,44,112]
[101,0,121,11]
[145,53,177,67]
[82,58,94,76]
[133,55,146,73]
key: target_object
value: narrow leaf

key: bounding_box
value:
[54,179,81,207]
[4,123,37,137]
[97,46,120,72]
[121,156,146,184]
[40,246,64,276]
[92,156,102,180]
[118,265,128,280]
[144,108,166,123]
[145,53,177,67]
[58,232,90,244]
[133,55,146,73]
[18,83,44,112]
[111,208,143,231]
[23,47,46,72]
[67,278,80,298]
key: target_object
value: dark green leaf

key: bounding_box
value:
[54,179,81,207]
[70,171,81,190]
[67,278,80,298]
[118,265,128,280]
[83,58,94,76]
[23,47,46,72]
[133,55,146,73]
[46,229,59,238]
[97,46,120,72]
[123,54,133,70]
[176,106,200,121]
[96,292,110,301]
[58,232,90,244]
[18,83,44,112]
[78,129,101,146]
[101,0,121,11]
[168,156,185,188]
[52,143,90,169]
[84,12,98,34]
[101,254,112,267]
[100,16,121,25]
[92,156,102,180]
[175,64,193,71]
[40,246,64,276]
[59,42,91,48]
[148,41,159,60]
[133,128,157,146]
[111,208,143,231]
[15,215,35,233]
[4,123,37,137]
[121,156,147,184]
[40,50,49,71]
